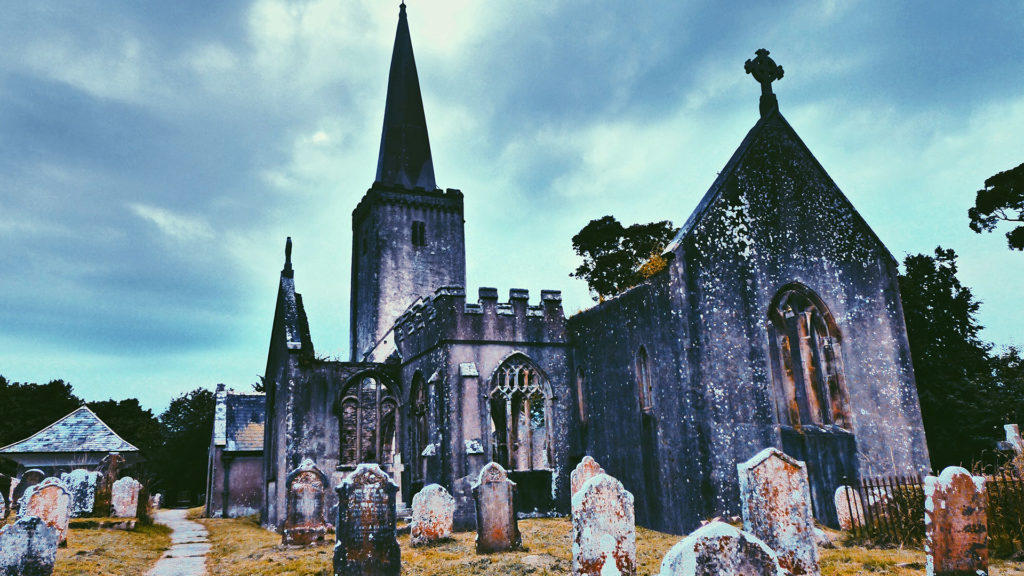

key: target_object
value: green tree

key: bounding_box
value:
[152,387,216,505]
[571,216,678,301]
[899,247,998,468]
[0,377,83,474]
[969,161,1024,250]
[87,398,164,457]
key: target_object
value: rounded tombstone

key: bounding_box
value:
[571,473,636,576]
[570,456,605,497]
[333,463,400,576]
[18,477,71,545]
[659,521,784,576]
[12,469,46,511]
[410,483,455,546]
[282,458,328,546]
[0,515,60,576]
[471,462,522,553]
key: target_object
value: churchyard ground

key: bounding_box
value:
[3,513,172,576]
[194,513,1024,576]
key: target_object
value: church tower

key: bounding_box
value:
[350,3,466,362]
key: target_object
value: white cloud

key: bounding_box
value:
[129,203,215,242]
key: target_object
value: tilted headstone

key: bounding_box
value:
[60,469,99,518]
[11,469,45,512]
[283,458,328,546]
[571,456,605,497]
[471,462,522,553]
[924,466,988,576]
[18,478,71,545]
[1005,424,1024,455]
[93,452,125,516]
[111,476,141,518]
[0,516,60,576]
[571,473,636,576]
[658,521,786,576]
[737,447,820,576]
[833,485,863,531]
[410,484,455,546]
[333,463,400,576]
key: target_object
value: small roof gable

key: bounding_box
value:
[0,406,138,454]
[664,108,895,264]
[225,393,265,452]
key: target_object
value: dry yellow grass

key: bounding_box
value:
[198,514,1024,576]
[53,523,171,576]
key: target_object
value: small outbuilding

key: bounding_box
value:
[205,384,265,518]
[0,406,141,477]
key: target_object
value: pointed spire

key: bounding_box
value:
[375,2,437,190]
[283,236,293,278]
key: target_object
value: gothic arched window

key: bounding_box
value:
[338,374,399,470]
[489,354,552,472]
[636,346,654,413]
[409,372,429,482]
[768,284,851,429]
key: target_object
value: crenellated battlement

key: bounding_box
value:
[393,285,566,356]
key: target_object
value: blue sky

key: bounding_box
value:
[0,1,1021,412]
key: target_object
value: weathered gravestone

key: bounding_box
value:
[93,452,125,516]
[571,473,636,576]
[19,478,71,545]
[737,447,820,576]
[924,466,988,576]
[833,485,863,531]
[658,521,786,576]
[60,469,98,518]
[472,461,522,553]
[0,516,60,576]
[410,483,455,546]
[283,458,328,546]
[11,469,46,512]
[111,476,141,518]
[571,456,605,497]
[333,463,400,576]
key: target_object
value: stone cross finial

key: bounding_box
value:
[745,48,784,117]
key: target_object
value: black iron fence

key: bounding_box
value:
[839,467,1024,554]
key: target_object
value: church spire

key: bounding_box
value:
[375,2,437,190]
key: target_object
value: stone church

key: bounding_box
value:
[259,4,930,535]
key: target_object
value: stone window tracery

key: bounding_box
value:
[768,284,851,429]
[338,374,399,470]
[489,354,552,471]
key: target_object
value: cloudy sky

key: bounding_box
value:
[1,1,1021,412]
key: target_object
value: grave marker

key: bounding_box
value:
[410,484,455,546]
[924,466,988,576]
[471,462,522,553]
[18,478,71,545]
[333,463,400,576]
[283,458,328,546]
[571,473,636,576]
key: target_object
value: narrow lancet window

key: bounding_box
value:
[636,346,654,413]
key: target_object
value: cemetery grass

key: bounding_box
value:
[53,522,172,576]
[196,515,1024,576]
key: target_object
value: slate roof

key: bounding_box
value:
[225,393,265,452]
[0,406,138,454]
[375,2,436,190]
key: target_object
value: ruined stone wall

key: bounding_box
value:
[568,272,707,535]
[674,111,930,517]
[350,184,466,361]
[209,454,263,518]
[395,286,572,528]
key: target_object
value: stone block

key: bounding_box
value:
[571,473,635,576]
[471,462,522,553]
[18,478,71,545]
[571,456,605,497]
[111,477,141,518]
[411,483,455,546]
[60,469,99,518]
[0,516,60,576]
[924,466,987,576]
[658,521,786,576]
[333,463,400,576]
[737,447,819,576]
[283,458,328,546]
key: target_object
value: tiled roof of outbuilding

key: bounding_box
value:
[0,406,138,454]
[225,393,265,452]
